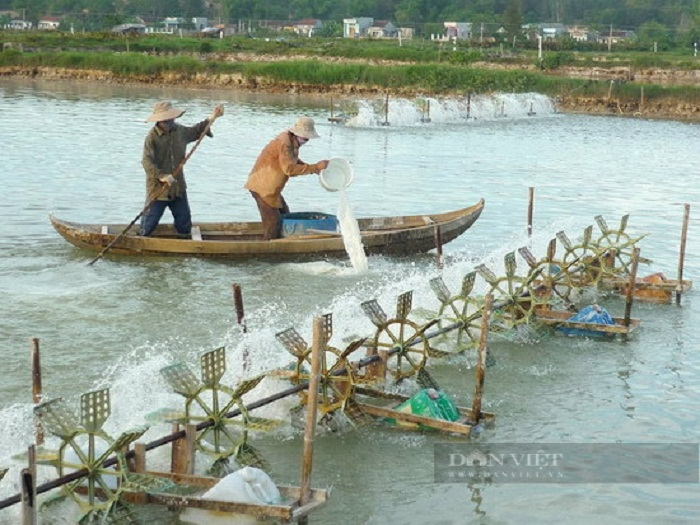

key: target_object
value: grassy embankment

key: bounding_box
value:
[2,31,700,106]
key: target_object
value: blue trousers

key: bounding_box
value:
[140,194,192,236]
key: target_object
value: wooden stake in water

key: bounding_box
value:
[471,294,492,424]
[676,203,690,305]
[31,338,43,446]
[299,317,322,524]
[170,423,196,475]
[527,187,534,237]
[21,445,37,525]
[381,92,390,126]
[623,248,640,338]
[232,283,250,371]
[433,224,443,269]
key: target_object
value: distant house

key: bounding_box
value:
[191,17,208,31]
[367,20,397,38]
[261,20,285,32]
[398,27,414,40]
[598,29,635,45]
[539,23,567,40]
[567,26,598,43]
[8,19,32,30]
[431,22,471,42]
[343,17,373,38]
[164,17,183,31]
[112,23,146,35]
[146,17,209,34]
[293,18,323,37]
[144,17,183,34]
[38,16,61,30]
[444,22,471,40]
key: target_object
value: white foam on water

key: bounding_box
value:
[337,190,368,273]
[345,93,557,127]
[276,260,360,276]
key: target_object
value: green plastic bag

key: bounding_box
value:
[395,388,460,422]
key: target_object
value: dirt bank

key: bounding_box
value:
[3,64,700,122]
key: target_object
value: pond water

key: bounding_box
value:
[0,78,698,524]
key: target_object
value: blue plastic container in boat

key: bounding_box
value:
[280,212,338,238]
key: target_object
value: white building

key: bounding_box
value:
[343,17,373,38]
[9,19,32,30]
[38,16,61,30]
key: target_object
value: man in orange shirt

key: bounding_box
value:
[244,117,329,240]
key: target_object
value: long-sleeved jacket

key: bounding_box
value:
[142,120,212,201]
[244,131,323,208]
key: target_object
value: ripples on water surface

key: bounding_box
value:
[0,79,699,524]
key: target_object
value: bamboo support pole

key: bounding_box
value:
[527,187,534,237]
[623,248,641,334]
[363,346,379,381]
[171,423,196,475]
[377,349,388,380]
[30,338,43,446]
[20,445,37,525]
[676,203,690,305]
[133,443,146,474]
[299,317,323,523]
[382,92,390,126]
[434,225,443,268]
[169,423,183,474]
[184,424,197,475]
[471,294,492,424]
[232,283,247,332]
[232,283,249,371]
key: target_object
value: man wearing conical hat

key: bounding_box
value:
[244,117,329,240]
[140,101,224,237]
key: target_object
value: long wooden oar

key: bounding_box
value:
[87,114,219,266]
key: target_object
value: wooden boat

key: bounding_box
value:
[49,199,484,259]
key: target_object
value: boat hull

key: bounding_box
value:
[49,199,484,260]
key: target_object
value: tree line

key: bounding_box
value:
[2,0,699,35]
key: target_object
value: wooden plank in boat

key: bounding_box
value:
[304,229,342,236]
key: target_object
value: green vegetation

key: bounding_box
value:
[3,30,700,105]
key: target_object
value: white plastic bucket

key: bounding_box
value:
[319,157,354,192]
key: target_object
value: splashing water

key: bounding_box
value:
[345,92,557,127]
[337,190,368,272]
